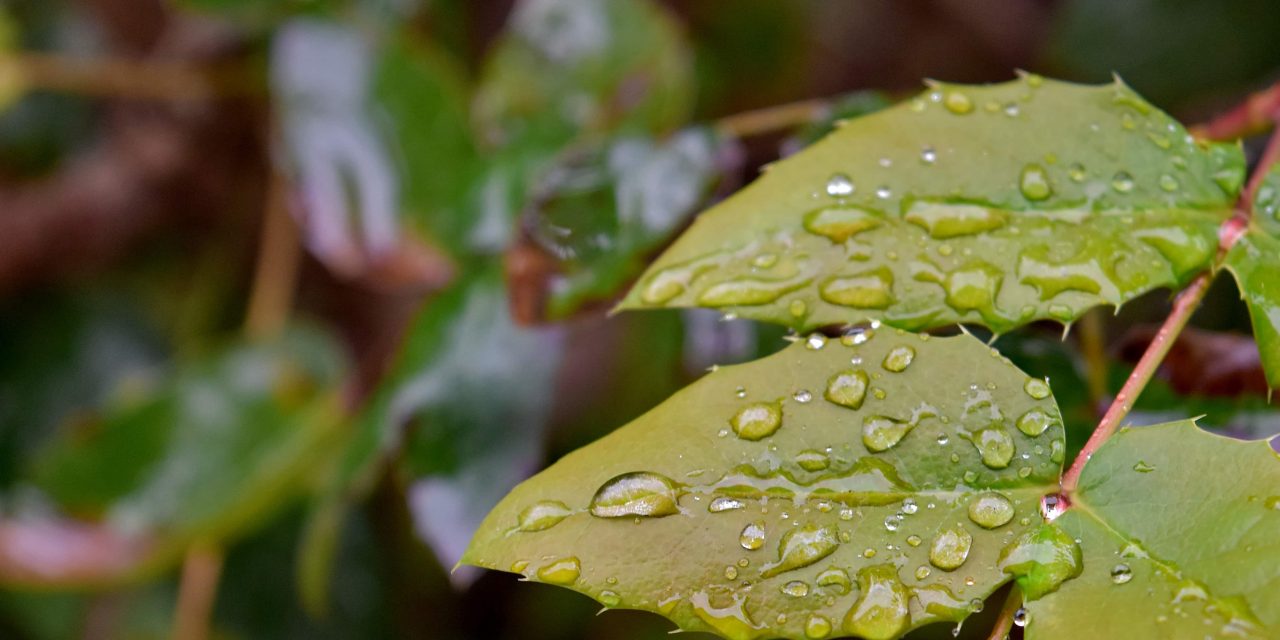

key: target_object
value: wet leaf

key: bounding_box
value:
[0,327,346,587]
[464,331,1067,639]
[620,77,1243,334]
[1224,215,1280,391]
[1026,422,1280,639]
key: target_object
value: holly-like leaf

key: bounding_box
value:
[1026,422,1280,639]
[0,328,346,587]
[619,77,1244,334]
[464,331,1072,640]
[1225,165,1280,390]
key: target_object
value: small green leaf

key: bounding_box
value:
[1026,422,1280,638]
[464,331,1067,639]
[620,77,1243,334]
[1224,224,1280,391]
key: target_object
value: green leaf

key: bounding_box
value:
[527,127,727,318]
[3,327,346,587]
[464,331,1069,639]
[619,77,1243,334]
[1224,211,1280,391]
[473,0,694,151]
[1026,422,1280,638]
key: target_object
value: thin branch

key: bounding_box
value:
[714,97,832,138]
[987,587,1023,640]
[1243,110,1280,210]
[244,172,301,339]
[1188,82,1280,142]
[170,543,223,640]
[2,51,259,101]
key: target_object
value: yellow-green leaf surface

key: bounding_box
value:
[1027,422,1280,639]
[620,77,1244,333]
[1224,164,1280,389]
[464,331,1070,639]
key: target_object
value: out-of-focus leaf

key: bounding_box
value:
[527,127,727,318]
[1222,165,1280,391]
[1027,422,1280,639]
[473,0,694,152]
[332,268,563,586]
[1046,0,1280,106]
[0,327,346,587]
[619,78,1243,334]
[1116,325,1268,398]
[783,91,892,154]
[465,331,1069,639]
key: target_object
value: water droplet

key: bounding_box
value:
[805,614,833,639]
[882,345,916,372]
[1111,171,1135,193]
[789,299,808,317]
[921,146,938,164]
[902,498,918,515]
[863,547,877,558]
[794,389,813,403]
[972,427,1015,469]
[962,470,978,484]
[1159,174,1179,192]
[1013,607,1028,627]
[690,590,762,640]
[864,415,914,452]
[1016,409,1054,436]
[904,202,1006,239]
[1019,164,1053,201]
[511,560,529,574]
[1110,563,1133,584]
[875,185,892,199]
[699,278,807,307]
[1050,439,1065,463]
[825,369,869,410]
[816,567,851,594]
[537,557,581,585]
[752,253,778,269]
[735,386,746,399]
[1024,378,1051,399]
[1264,496,1280,511]
[968,492,1015,529]
[724,565,739,580]
[936,434,950,445]
[803,205,882,243]
[1132,460,1155,473]
[762,524,840,578]
[820,268,894,309]
[929,526,973,570]
[842,564,910,640]
[883,515,901,532]
[807,334,827,350]
[516,500,573,532]
[590,472,680,518]
[826,173,855,197]
[906,535,922,547]
[1067,163,1086,182]
[1003,102,1020,117]
[915,566,932,580]
[730,401,783,440]
[600,590,621,607]
[709,497,746,513]
[782,580,810,597]
[944,91,973,115]
[997,523,1083,600]
[740,521,766,550]
[796,449,830,471]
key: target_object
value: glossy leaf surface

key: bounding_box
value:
[1027,422,1280,639]
[465,331,1068,639]
[1225,165,1280,390]
[620,78,1243,334]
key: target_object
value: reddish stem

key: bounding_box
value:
[1189,83,1280,142]
[987,587,1024,640]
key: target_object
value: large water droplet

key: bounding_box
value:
[912,584,970,622]
[709,497,746,513]
[863,415,914,452]
[600,590,622,607]
[537,557,581,585]
[516,500,573,532]
[815,566,852,595]
[1020,164,1053,201]
[882,345,916,372]
[796,449,830,471]
[1024,378,1051,399]
[820,268,894,309]
[804,206,882,242]
[805,614,833,639]
[825,369,869,409]
[698,278,807,307]
[589,472,681,518]
[761,524,840,578]
[730,401,783,440]
[1013,607,1028,627]
[972,427,1015,469]
[690,591,762,640]
[944,91,973,115]
[782,580,811,597]
[640,257,720,304]
[904,203,1007,239]
[826,173,855,197]
[1016,409,1054,436]
[740,521,767,550]
[967,492,1015,529]
[998,523,1083,600]
[929,526,973,570]
[843,564,910,640]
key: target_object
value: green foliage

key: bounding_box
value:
[1225,165,1280,390]
[619,78,1243,334]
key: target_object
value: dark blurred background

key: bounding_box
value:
[0,1,1278,639]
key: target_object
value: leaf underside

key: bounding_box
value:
[464,331,1067,639]
[1028,422,1280,639]
[619,77,1243,334]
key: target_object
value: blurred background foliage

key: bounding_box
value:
[0,1,1277,639]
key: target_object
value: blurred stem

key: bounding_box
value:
[2,51,259,101]
[1189,81,1280,142]
[986,587,1023,640]
[170,543,223,640]
[1078,308,1108,413]
[714,97,831,138]
[244,172,301,340]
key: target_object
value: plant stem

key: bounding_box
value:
[1078,309,1109,413]
[3,51,259,101]
[714,97,832,138]
[987,587,1023,640]
[244,173,301,340]
[1189,82,1280,142]
[170,543,223,640]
